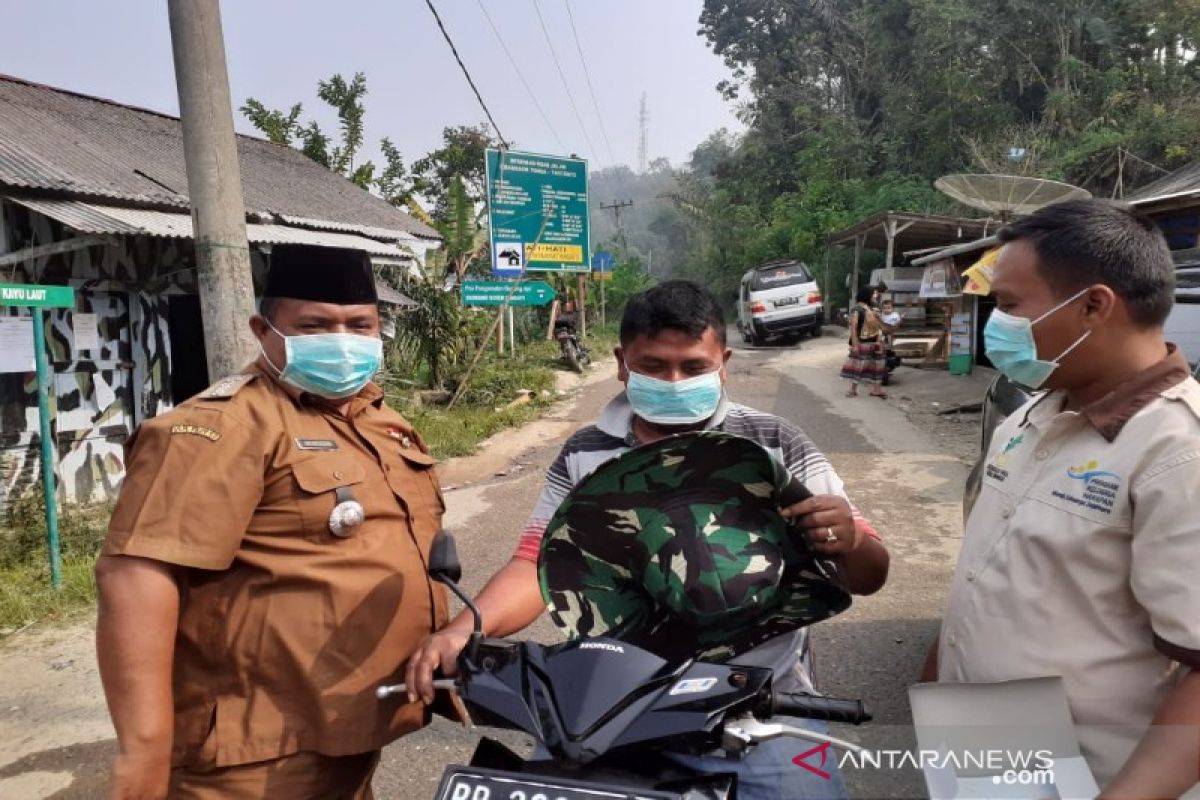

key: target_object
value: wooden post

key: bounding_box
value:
[546,298,560,341]
[577,274,587,339]
[850,234,864,303]
[885,219,897,270]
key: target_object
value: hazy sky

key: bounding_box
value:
[5,0,743,172]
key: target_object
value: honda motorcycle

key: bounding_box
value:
[378,535,871,800]
[554,315,590,374]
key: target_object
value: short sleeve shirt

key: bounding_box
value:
[103,365,449,768]
[512,393,880,692]
[939,347,1200,785]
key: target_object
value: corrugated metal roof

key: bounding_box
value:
[1127,162,1200,204]
[7,197,414,258]
[278,213,438,243]
[0,74,439,239]
[375,283,418,308]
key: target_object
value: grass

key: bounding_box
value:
[387,339,568,460]
[0,496,109,633]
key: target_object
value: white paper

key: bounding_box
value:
[93,371,117,411]
[0,317,35,373]
[73,312,99,353]
[909,679,1100,800]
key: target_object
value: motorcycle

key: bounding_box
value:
[378,535,871,800]
[555,315,590,374]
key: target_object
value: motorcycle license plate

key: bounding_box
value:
[774,296,799,307]
[434,766,680,800]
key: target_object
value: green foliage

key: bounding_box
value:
[384,340,562,460]
[601,255,655,318]
[317,73,368,180]
[412,125,499,220]
[241,73,413,198]
[662,0,1200,305]
[0,497,111,631]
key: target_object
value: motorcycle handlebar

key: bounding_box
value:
[772,692,872,725]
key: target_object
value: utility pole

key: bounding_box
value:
[168,0,259,380]
[599,199,634,253]
[637,93,649,174]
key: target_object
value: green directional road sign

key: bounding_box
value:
[0,283,75,591]
[462,280,557,307]
[485,149,590,275]
[0,283,75,308]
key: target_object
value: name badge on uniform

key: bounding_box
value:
[295,438,338,452]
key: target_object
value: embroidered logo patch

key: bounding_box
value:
[171,424,221,442]
[1052,460,1122,514]
[986,434,1024,482]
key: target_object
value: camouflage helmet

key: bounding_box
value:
[538,431,852,662]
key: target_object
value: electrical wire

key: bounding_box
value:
[530,0,598,163]
[424,0,509,148]
[563,0,617,167]
[474,0,568,154]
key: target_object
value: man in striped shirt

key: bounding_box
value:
[408,281,889,799]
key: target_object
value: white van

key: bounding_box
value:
[736,260,824,345]
[1165,265,1200,371]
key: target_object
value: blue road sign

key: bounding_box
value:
[592,250,616,272]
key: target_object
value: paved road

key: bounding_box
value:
[0,331,969,799]
[376,332,968,798]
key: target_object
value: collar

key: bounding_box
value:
[596,392,732,444]
[1020,344,1191,441]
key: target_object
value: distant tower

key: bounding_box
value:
[637,93,649,174]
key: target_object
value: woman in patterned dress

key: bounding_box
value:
[841,286,888,398]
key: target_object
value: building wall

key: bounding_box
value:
[0,202,200,509]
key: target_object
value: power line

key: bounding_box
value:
[531,0,598,163]
[563,0,617,166]
[424,0,509,148]
[474,0,567,154]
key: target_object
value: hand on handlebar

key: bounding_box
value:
[404,625,471,704]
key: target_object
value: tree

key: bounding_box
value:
[241,73,415,199]
[411,125,499,221]
[672,0,1200,305]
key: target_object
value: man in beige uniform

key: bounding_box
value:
[927,201,1200,798]
[96,245,447,799]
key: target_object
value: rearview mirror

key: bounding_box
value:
[429,532,463,584]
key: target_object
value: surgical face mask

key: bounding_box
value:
[260,321,382,399]
[984,287,1091,390]
[625,364,723,425]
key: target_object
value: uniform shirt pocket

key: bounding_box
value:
[291,457,367,540]
[386,449,445,548]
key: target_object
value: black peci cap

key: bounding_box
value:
[263,245,378,304]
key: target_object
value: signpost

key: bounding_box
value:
[485,149,590,276]
[462,280,557,307]
[0,283,77,589]
[592,251,616,326]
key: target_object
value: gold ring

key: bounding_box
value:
[825,527,838,544]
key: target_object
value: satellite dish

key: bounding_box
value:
[935,174,1091,219]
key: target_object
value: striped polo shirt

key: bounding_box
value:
[515,392,878,689]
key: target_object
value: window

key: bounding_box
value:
[750,262,812,291]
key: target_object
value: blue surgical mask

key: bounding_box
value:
[261,321,382,399]
[625,365,723,425]
[984,287,1091,390]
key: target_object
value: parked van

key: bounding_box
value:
[736,260,824,345]
[1165,264,1200,369]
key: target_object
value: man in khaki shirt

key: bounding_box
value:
[926,200,1200,797]
[96,245,447,799]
